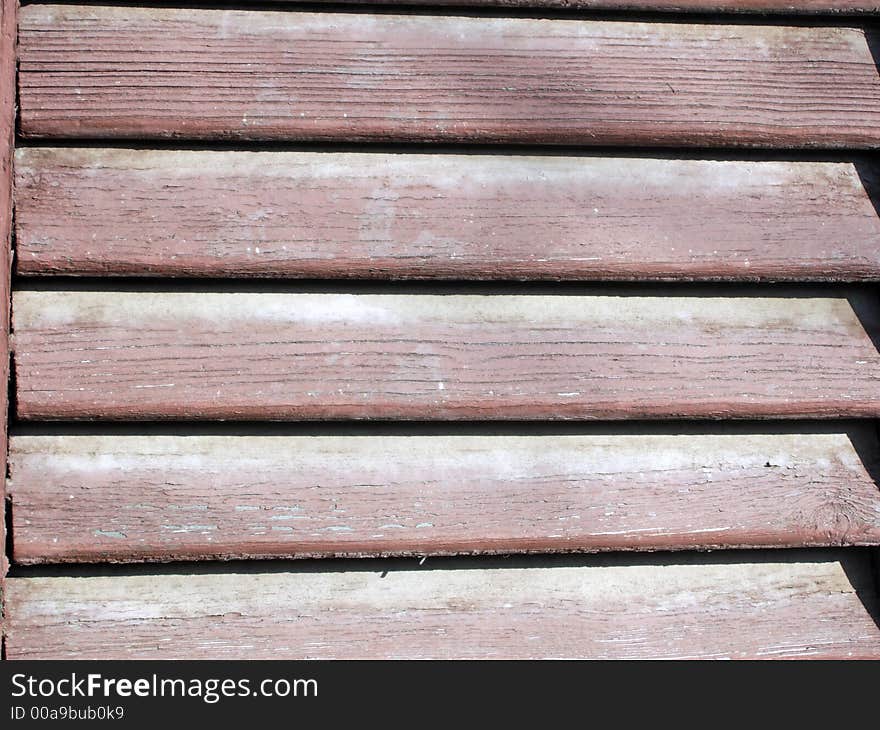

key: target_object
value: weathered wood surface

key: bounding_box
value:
[0,0,15,612]
[17,7,880,148]
[8,432,880,563]
[6,551,880,658]
[15,149,880,281]
[180,1,880,12]
[12,291,880,420]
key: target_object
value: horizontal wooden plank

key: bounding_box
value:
[17,7,880,148]
[8,431,880,563]
[12,291,880,420]
[6,551,879,658]
[177,1,880,13]
[15,149,880,281]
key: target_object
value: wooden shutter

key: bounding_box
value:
[2,0,879,659]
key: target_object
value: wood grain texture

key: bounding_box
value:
[17,7,880,148]
[8,432,880,563]
[12,291,880,421]
[185,1,880,13]
[0,0,15,618]
[15,149,880,281]
[5,551,880,658]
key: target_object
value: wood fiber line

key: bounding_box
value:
[14,149,880,281]
[7,432,880,563]
[5,551,880,658]
[17,7,880,148]
[11,292,880,421]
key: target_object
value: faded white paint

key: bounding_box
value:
[8,433,873,501]
[12,291,862,331]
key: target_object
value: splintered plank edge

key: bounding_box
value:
[8,432,880,562]
[5,551,880,659]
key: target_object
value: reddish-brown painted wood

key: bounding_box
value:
[17,7,880,148]
[185,0,880,11]
[12,291,880,421]
[0,0,15,620]
[15,149,880,281]
[8,431,880,563]
[5,551,879,658]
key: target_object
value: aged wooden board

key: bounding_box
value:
[195,1,880,12]
[12,291,880,421]
[8,432,880,563]
[17,7,880,148]
[15,149,880,281]
[0,0,15,610]
[5,551,880,658]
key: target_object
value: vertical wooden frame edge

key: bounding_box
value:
[1,0,16,654]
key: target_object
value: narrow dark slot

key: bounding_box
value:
[7,546,876,579]
[13,278,880,297]
[4,494,11,578]
[9,417,880,438]
[12,138,877,163]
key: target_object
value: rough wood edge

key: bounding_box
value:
[0,0,15,655]
[5,549,879,659]
[168,0,880,10]
[8,431,880,563]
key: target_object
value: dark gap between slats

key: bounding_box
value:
[13,140,880,164]
[5,545,874,575]
[10,417,880,438]
[872,544,880,607]
[13,279,880,298]
[857,155,880,222]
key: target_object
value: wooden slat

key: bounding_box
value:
[0,0,15,620]
[5,551,880,658]
[12,291,880,421]
[8,431,880,563]
[18,293,880,422]
[15,149,880,281]
[17,7,880,148]
[188,1,880,12]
